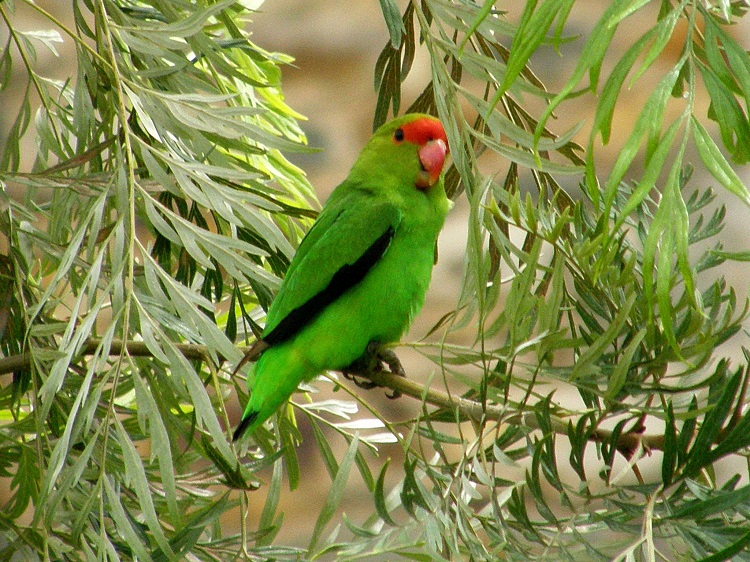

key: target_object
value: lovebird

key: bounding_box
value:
[233,113,451,441]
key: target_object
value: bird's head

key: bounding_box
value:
[355,113,450,192]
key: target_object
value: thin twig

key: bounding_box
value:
[0,339,215,374]
[363,368,664,453]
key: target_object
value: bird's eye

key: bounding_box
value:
[393,128,405,142]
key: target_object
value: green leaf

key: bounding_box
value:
[279,412,301,491]
[710,249,750,261]
[103,476,155,562]
[311,417,339,481]
[308,435,359,553]
[683,367,742,478]
[677,396,699,466]
[696,529,750,562]
[132,369,180,525]
[115,417,175,559]
[605,328,646,400]
[495,0,574,102]
[692,116,750,206]
[379,0,406,49]
[535,0,653,146]
[591,6,679,146]
[257,451,284,547]
[700,61,750,163]
[470,128,583,175]
[375,458,398,526]
[571,293,636,381]
[602,67,684,228]
[457,0,497,54]
[702,408,750,464]
[668,484,750,521]
[662,402,677,487]
[158,493,234,561]
[6,446,39,519]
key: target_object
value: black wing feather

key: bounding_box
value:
[263,225,395,346]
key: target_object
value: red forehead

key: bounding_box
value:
[400,117,448,148]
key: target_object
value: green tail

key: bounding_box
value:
[233,342,312,441]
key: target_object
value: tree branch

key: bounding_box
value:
[0,338,665,454]
[360,368,665,455]
[0,339,217,375]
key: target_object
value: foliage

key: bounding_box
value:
[1,0,750,560]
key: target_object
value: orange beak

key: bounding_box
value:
[416,139,448,189]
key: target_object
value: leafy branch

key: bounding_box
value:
[0,336,671,458]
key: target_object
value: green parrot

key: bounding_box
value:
[233,113,451,441]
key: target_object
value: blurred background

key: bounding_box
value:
[2,0,750,549]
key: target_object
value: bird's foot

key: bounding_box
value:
[342,341,405,399]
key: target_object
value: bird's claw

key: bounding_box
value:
[342,342,405,398]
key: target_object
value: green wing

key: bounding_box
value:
[262,188,402,345]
